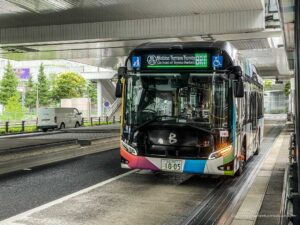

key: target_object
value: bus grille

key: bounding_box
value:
[144,145,211,159]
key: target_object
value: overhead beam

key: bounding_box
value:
[0,10,264,44]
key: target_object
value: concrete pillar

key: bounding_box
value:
[97,80,103,117]
[295,0,300,192]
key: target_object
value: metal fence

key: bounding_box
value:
[0,116,121,134]
[81,116,121,126]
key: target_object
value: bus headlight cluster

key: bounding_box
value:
[121,141,138,156]
[208,145,232,160]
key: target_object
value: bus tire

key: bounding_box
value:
[75,122,80,128]
[235,160,244,176]
[254,131,260,155]
[254,146,260,155]
[235,143,246,176]
[42,128,48,132]
[60,123,65,129]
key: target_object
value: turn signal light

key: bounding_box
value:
[208,145,232,160]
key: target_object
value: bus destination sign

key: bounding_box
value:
[143,53,208,69]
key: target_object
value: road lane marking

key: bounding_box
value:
[0,169,138,224]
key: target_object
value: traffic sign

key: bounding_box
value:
[104,101,110,108]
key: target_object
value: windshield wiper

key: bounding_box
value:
[185,123,214,134]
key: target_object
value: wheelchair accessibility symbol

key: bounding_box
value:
[132,56,141,69]
[212,56,223,68]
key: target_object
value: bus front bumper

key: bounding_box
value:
[120,145,236,176]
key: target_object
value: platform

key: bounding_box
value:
[231,126,290,225]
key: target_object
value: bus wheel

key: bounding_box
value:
[254,146,260,155]
[60,123,65,129]
[235,159,244,176]
[42,128,48,132]
[235,147,246,176]
[75,122,80,128]
[254,133,260,155]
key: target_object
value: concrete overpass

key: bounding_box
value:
[0,0,292,78]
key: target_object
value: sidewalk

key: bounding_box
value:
[231,128,290,225]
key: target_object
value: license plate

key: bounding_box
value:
[161,159,183,172]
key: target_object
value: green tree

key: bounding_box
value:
[25,76,37,110]
[37,63,51,106]
[48,73,57,88]
[3,95,23,120]
[284,81,291,96]
[52,72,86,102]
[86,81,97,104]
[0,61,19,105]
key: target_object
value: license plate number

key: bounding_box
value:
[161,159,183,172]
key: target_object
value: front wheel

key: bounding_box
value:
[235,159,244,176]
[235,146,246,176]
[75,122,80,128]
[254,146,260,155]
[254,134,260,155]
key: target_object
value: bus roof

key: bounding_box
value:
[129,41,238,63]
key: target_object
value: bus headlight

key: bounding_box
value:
[208,145,232,160]
[121,141,138,156]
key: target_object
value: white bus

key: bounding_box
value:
[116,41,264,176]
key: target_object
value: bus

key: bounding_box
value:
[115,41,264,176]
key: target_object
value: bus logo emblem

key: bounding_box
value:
[147,55,157,65]
[169,133,177,144]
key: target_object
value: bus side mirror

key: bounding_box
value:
[115,66,126,98]
[234,79,244,98]
[115,79,123,98]
[118,66,127,77]
[229,66,242,80]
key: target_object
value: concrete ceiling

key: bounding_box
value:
[0,0,293,79]
[0,0,264,27]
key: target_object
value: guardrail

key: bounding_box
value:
[81,116,121,126]
[0,116,121,134]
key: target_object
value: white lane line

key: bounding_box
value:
[0,169,137,224]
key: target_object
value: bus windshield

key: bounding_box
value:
[124,73,229,129]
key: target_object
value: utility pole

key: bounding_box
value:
[36,84,39,115]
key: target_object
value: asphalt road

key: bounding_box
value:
[0,148,125,220]
[0,119,285,223]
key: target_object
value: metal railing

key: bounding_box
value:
[81,115,121,126]
[106,98,122,119]
[0,116,121,134]
[0,120,37,134]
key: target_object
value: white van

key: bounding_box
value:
[37,107,82,132]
